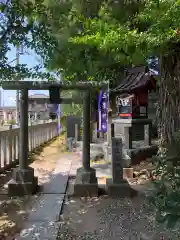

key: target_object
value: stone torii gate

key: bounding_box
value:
[2,81,106,197]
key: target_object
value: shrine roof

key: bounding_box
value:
[113,66,156,93]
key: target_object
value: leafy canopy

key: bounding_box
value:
[26,0,180,82]
[0,0,56,80]
[2,0,180,82]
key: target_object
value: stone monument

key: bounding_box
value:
[106,137,134,197]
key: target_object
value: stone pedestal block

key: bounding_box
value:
[8,167,38,197]
[12,167,35,182]
[106,178,136,197]
[73,167,98,197]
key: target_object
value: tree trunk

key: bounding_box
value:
[157,48,180,156]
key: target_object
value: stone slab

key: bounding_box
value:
[106,178,137,197]
[27,194,64,222]
[42,174,69,194]
[73,183,98,197]
[8,177,38,197]
[40,159,72,194]
[75,167,97,184]
[15,221,61,240]
[71,167,98,197]
[12,167,35,182]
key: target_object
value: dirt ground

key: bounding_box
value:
[57,158,179,240]
[0,135,66,239]
[0,136,171,239]
[57,194,179,240]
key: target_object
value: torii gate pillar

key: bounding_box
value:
[8,89,38,196]
[73,90,98,197]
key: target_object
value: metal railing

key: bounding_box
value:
[0,121,58,172]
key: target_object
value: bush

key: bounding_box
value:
[148,131,180,229]
[7,119,16,125]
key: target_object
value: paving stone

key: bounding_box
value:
[42,173,69,194]
[15,221,61,240]
[54,159,72,169]
[14,154,79,240]
[41,159,72,194]
[27,194,64,222]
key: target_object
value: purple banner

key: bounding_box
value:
[97,90,108,132]
[52,104,58,113]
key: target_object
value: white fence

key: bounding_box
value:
[0,122,58,172]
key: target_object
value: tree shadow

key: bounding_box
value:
[0,169,70,239]
[0,135,64,239]
[13,171,70,239]
[57,184,178,240]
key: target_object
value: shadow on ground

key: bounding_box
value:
[0,135,66,239]
[57,194,180,240]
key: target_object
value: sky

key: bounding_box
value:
[1,47,49,106]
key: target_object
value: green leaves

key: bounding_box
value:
[148,133,180,229]
[1,0,180,82]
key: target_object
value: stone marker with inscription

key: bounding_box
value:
[106,137,135,197]
[112,137,123,183]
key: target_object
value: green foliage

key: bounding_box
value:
[0,0,56,80]
[61,90,83,117]
[7,119,16,125]
[62,103,82,116]
[1,0,180,82]
[27,1,180,82]
[148,131,180,229]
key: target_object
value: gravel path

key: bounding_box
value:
[57,195,179,240]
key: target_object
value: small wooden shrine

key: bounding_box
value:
[113,66,156,119]
[111,66,158,165]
